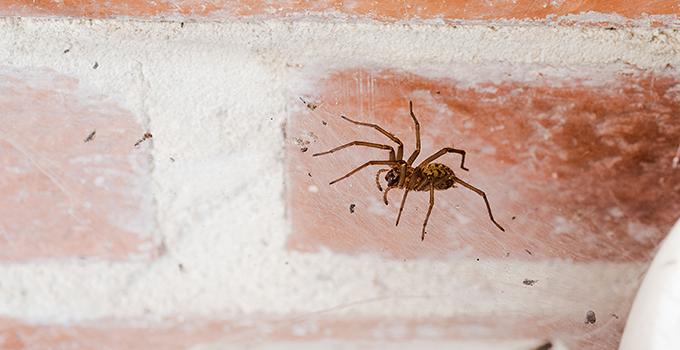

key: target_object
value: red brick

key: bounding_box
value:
[0,0,678,22]
[0,314,625,349]
[287,69,680,261]
[0,67,157,260]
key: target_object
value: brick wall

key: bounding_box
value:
[1,3,679,350]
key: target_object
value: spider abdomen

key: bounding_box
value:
[412,163,455,191]
[422,163,454,178]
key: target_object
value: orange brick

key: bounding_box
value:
[0,314,625,349]
[0,67,157,260]
[287,69,680,261]
[0,0,678,22]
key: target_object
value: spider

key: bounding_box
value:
[313,100,505,240]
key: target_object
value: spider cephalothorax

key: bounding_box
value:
[383,167,404,187]
[313,100,504,240]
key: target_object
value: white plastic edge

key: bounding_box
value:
[620,217,680,350]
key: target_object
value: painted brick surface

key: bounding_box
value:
[0,67,156,260]
[0,10,678,350]
[0,315,625,349]
[1,0,679,22]
[289,69,680,261]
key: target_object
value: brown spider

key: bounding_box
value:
[313,100,505,240]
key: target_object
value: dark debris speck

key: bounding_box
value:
[523,279,538,286]
[93,62,99,69]
[83,130,96,143]
[349,203,356,213]
[134,132,153,147]
[299,97,318,110]
[533,341,553,350]
[585,310,596,324]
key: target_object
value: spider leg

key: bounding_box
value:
[375,169,389,192]
[395,174,414,226]
[313,141,396,161]
[397,163,407,187]
[340,115,404,160]
[383,186,394,205]
[395,188,410,226]
[406,100,422,166]
[452,176,505,232]
[329,160,403,185]
[417,147,469,171]
[421,183,435,241]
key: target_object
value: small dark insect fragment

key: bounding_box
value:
[533,341,553,350]
[63,48,70,54]
[299,97,318,110]
[83,129,96,143]
[523,279,538,286]
[170,157,175,162]
[585,310,596,324]
[611,313,619,319]
[293,136,314,153]
[93,62,99,69]
[180,22,185,28]
[525,249,533,256]
[134,132,153,147]
[322,120,327,125]
[307,172,312,177]
[349,203,356,213]
[512,216,516,220]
